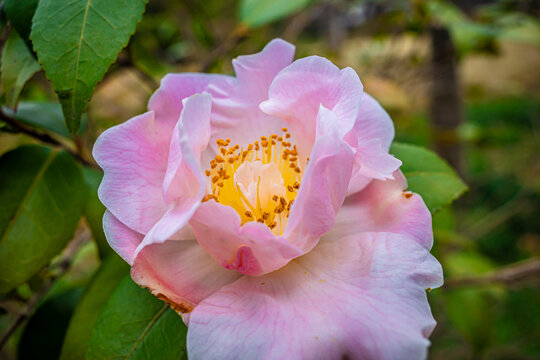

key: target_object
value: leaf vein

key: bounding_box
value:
[89,4,117,30]
[124,305,168,359]
[71,0,92,118]
[83,38,104,59]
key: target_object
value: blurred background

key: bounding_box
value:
[1,0,539,359]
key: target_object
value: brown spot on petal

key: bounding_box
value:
[155,292,195,314]
[403,191,413,199]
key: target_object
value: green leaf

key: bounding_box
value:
[445,287,494,353]
[0,145,86,293]
[18,289,83,360]
[240,0,311,28]
[2,102,88,138]
[87,277,188,360]
[60,255,129,360]
[446,251,496,277]
[31,0,148,133]
[0,31,41,108]
[82,167,111,258]
[4,0,39,49]
[390,142,467,212]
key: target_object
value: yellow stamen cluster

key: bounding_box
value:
[202,128,305,235]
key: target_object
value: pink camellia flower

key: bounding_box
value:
[93,39,443,359]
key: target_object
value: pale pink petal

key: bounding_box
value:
[102,210,143,265]
[132,239,240,314]
[355,139,401,179]
[233,38,295,104]
[208,39,295,147]
[93,111,168,233]
[260,56,363,158]
[135,94,212,254]
[189,201,303,276]
[190,107,354,275]
[352,92,395,151]
[330,171,433,249]
[284,107,355,251]
[148,73,234,133]
[102,210,195,266]
[187,232,443,360]
[346,142,402,196]
[344,93,401,194]
[94,73,232,234]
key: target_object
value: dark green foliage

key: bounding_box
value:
[86,277,188,360]
[0,146,86,293]
[31,0,148,133]
[59,255,129,360]
[2,102,85,138]
[4,0,39,50]
[82,167,112,259]
[18,289,83,360]
[0,31,40,108]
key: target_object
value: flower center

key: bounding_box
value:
[202,128,306,235]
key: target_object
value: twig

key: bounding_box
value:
[444,257,540,289]
[198,24,249,72]
[282,5,324,42]
[0,225,91,350]
[460,191,532,240]
[0,108,99,169]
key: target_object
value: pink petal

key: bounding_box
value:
[233,38,295,104]
[352,92,395,151]
[134,94,213,255]
[149,73,234,133]
[330,171,433,249]
[345,93,401,194]
[93,111,169,233]
[285,107,355,251]
[187,232,443,360]
[102,210,143,265]
[354,139,401,180]
[94,74,232,234]
[208,39,295,147]
[102,211,195,266]
[190,201,303,276]
[132,239,240,314]
[260,56,363,159]
[189,107,355,276]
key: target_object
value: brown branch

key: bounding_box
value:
[198,25,250,72]
[0,108,99,169]
[282,4,324,42]
[444,258,540,289]
[0,225,91,350]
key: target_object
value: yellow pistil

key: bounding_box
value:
[202,128,305,235]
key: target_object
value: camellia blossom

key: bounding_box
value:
[94,39,443,359]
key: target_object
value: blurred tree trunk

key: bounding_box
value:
[429,26,463,175]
